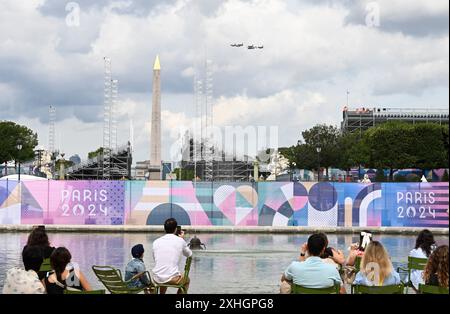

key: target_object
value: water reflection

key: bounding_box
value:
[0,232,448,294]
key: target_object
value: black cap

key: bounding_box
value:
[131,244,144,258]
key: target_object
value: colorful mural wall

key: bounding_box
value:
[0,181,448,228]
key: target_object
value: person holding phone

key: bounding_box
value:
[152,218,192,294]
[346,230,373,266]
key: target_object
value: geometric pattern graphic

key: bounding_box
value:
[0,180,448,228]
[0,180,21,225]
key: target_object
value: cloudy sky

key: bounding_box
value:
[0,0,448,164]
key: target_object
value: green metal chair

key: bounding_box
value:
[352,284,404,294]
[37,258,52,280]
[292,284,341,294]
[153,256,192,294]
[64,289,106,294]
[354,255,362,273]
[397,256,428,292]
[418,284,449,294]
[39,258,52,272]
[92,265,154,294]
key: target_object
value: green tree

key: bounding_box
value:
[411,124,448,170]
[0,121,38,175]
[88,147,104,159]
[173,168,194,181]
[302,124,342,178]
[363,121,415,180]
[337,132,369,176]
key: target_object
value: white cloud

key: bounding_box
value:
[0,0,448,165]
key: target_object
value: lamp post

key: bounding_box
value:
[16,142,23,181]
[316,146,321,182]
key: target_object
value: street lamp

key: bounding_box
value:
[16,142,23,181]
[316,146,321,182]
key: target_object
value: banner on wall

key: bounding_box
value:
[20,181,125,225]
[0,180,447,228]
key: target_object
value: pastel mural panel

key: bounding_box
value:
[21,181,125,225]
[0,180,21,225]
[1,180,447,228]
[382,183,449,228]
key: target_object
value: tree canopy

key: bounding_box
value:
[0,121,38,166]
[280,121,449,181]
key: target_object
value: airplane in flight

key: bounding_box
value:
[257,45,264,49]
[231,43,244,47]
[247,45,257,49]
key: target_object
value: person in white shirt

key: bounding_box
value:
[2,246,46,294]
[409,229,435,290]
[152,218,192,294]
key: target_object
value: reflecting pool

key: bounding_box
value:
[0,232,448,294]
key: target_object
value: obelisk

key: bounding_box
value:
[149,55,161,179]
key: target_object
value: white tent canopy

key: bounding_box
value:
[0,174,48,181]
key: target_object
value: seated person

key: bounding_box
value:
[353,241,401,286]
[44,247,91,294]
[2,246,46,294]
[125,244,153,292]
[346,230,372,266]
[23,226,56,280]
[423,245,448,288]
[318,233,345,267]
[281,233,343,294]
[152,218,193,294]
[297,233,345,269]
[409,229,435,289]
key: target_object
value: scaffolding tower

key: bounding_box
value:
[203,59,214,181]
[48,106,56,153]
[111,79,118,152]
[102,57,120,179]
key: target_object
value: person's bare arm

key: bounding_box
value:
[331,248,345,265]
[346,249,357,266]
[298,243,308,262]
[78,271,92,291]
[281,273,292,283]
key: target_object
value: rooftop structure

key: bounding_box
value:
[341,106,449,134]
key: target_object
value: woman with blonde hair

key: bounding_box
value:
[423,245,449,288]
[353,241,401,286]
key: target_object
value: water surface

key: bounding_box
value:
[1,232,448,293]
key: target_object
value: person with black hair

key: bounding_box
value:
[152,218,192,294]
[2,246,45,294]
[43,247,91,294]
[124,244,153,291]
[409,229,436,289]
[23,226,55,280]
[280,234,343,293]
[24,226,55,258]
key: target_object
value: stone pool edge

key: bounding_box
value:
[0,225,448,235]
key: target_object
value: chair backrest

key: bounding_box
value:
[408,256,428,271]
[92,266,131,294]
[39,258,52,272]
[64,289,106,294]
[292,284,340,294]
[183,256,193,282]
[352,284,404,294]
[418,284,449,295]
[355,256,362,273]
